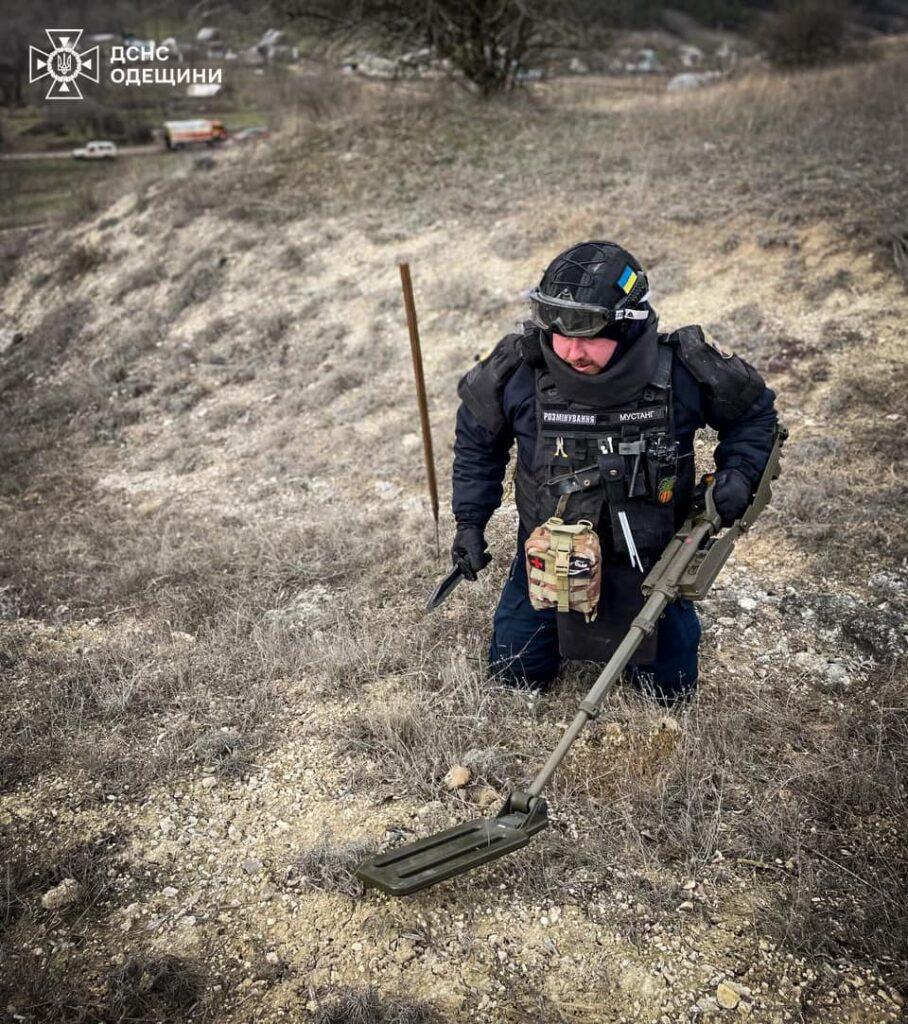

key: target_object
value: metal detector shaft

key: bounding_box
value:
[527,513,717,799]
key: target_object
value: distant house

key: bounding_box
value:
[196,26,226,58]
[186,83,222,98]
[159,37,182,60]
[257,28,298,63]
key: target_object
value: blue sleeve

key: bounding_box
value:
[452,403,513,530]
[710,386,779,487]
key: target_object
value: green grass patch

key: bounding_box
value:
[0,152,176,230]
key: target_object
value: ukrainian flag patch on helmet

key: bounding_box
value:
[617,265,638,294]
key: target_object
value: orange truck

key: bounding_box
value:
[163,119,228,150]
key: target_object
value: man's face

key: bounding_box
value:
[552,332,619,374]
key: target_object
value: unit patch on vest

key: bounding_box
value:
[542,411,597,426]
[541,404,668,434]
[617,408,663,423]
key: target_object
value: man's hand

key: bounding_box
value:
[712,468,752,527]
[451,524,491,581]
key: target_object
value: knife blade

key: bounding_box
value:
[425,565,466,611]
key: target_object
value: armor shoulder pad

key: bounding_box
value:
[457,331,525,435]
[669,324,766,423]
[652,339,673,389]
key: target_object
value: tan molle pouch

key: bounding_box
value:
[525,518,602,621]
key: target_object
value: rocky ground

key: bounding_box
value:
[1,51,907,1024]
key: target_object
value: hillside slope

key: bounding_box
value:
[1,53,907,1023]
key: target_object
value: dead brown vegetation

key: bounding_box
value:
[1,48,906,1023]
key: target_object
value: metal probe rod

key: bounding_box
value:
[399,262,440,558]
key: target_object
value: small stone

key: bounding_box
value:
[824,663,849,687]
[548,906,562,924]
[265,951,280,965]
[374,480,401,500]
[443,765,471,791]
[717,982,741,1009]
[0,329,24,355]
[738,597,757,612]
[161,886,178,898]
[737,1002,752,1018]
[242,858,264,876]
[683,879,697,890]
[201,777,217,789]
[718,616,735,627]
[677,901,695,912]
[147,843,175,865]
[41,878,83,911]
[619,965,665,1000]
[475,785,499,810]
[394,939,416,965]
[794,651,825,674]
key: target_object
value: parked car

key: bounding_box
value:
[232,126,271,144]
[72,140,118,160]
[163,119,228,150]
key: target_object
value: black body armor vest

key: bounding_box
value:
[456,317,769,664]
[515,340,681,568]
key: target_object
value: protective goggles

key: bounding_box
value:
[527,287,649,338]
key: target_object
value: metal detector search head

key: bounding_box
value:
[357,792,548,896]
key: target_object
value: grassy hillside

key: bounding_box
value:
[1,47,907,1022]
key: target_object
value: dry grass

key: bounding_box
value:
[208,51,908,274]
[1,47,906,1021]
[56,241,105,281]
[314,986,440,1024]
[0,504,321,787]
[294,834,380,897]
[340,653,522,799]
[0,951,213,1024]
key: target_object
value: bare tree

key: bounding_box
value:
[276,0,544,95]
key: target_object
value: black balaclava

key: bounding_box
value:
[539,308,660,407]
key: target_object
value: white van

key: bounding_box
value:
[72,140,118,160]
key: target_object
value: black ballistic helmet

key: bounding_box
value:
[528,241,651,339]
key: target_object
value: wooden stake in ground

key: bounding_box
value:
[399,262,440,558]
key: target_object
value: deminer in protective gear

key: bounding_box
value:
[450,241,778,703]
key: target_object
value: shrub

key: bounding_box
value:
[57,243,105,281]
[761,3,847,69]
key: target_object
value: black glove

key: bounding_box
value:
[451,523,491,581]
[712,468,753,527]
